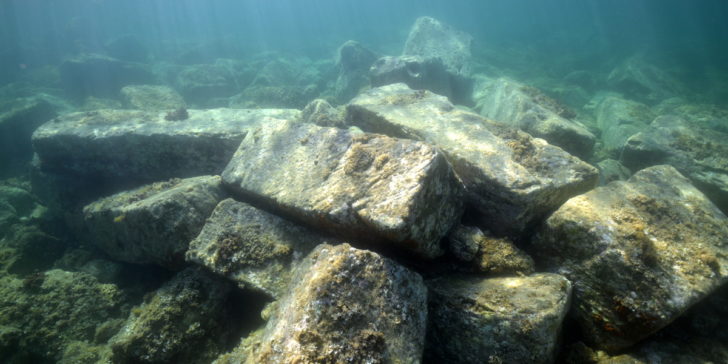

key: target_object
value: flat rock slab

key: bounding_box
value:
[32,108,299,185]
[532,165,728,352]
[186,198,328,298]
[426,273,572,364]
[476,77,595,158]
[221,119,464,259]
[623,115,728,215]
[347,83,598,237]
[83,176,227,269]
[246,243,427,364]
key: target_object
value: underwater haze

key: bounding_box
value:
[2,1,728,363]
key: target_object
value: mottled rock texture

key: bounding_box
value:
[533,165,728,352]
[246,243,427,364]
[186,198,327,298]
[623,115,728,215]
[298,98,346,128]
[447,224,535,275]
[32,108,299,185]
[83,176,226,269]
[476,77,595,158]
[120,84,186,110]
[347,83,598,237]
[403,16,472,76]
[333,40,378,104]
[221,120,464,259]
[594,95,654,154]
[426,273,572,364]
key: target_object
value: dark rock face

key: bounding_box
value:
[333,40,378,104]
[347,83,598,237]
[370,55,458,102]
[532,165,728,352]
[246,243,427,364]
[59,53,153,99]
[622,115,728,215]
[83,176,227,270]
[186,198,327,298]
[31,108,299,186]
[403,16,473,76]
[447,225,535,275]
[0,98,56,176]
[222,120,464,259]
[426,274,572,364]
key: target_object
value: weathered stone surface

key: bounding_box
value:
[333,40,378,104]
[596,158,631,185]
[298,98,345,128]
[447,225,535,275]
[174,63,236,104]
[246,243,427,364]
[426,273,572,364]
[532,165,728,352]
[622,115,728,214]
[370,55,453,100]
[110,267,233,364]
[221,120,464,258]
[120,84,186,110]
[186,198,327,298]
[83,176,227,269]
[0,97,56,176]
[476,77,595,158]
[403,16,473,75]
[59,53,153,99]
[347,83,598,237]
[32,108,299,185]
[607,54,685,103]
[594,95,655,154]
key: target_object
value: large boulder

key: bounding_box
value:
[32,108,299,186]
[109,267,234,364]
[532,165,728,352]
[333,40,378,104]
[245,243,427,363]
[476,77,595,158]
[0,97,56,176]
[221,119,464,259]
[59,53,153,99]
[347,83,599,237]
[594,95,655,155]
[446,225,535,275]
[297,98,346,128]
[606,54,685,104]
[186,198,327,298]
[174,63,237,105]
[82,176,227,269]
[120,84,186,110]
[403,16,473,76]
[622,115,728,215]
[426,274,572,364]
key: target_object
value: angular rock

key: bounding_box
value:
[403,16,473,75]
[83,176,227,269]
[32,108,299,185]
[596,158,631,185]
[247,243,427,363]
[174,63,236,105]
[221,120,464,259]
[0,97,56,176]
[59,53,153,99]
[594,95,655,154]
[476,77,595,158]
[333,40,378,104]
[532,165,728,352]
[607,54,685,103]
[110,267,233,364]
[447,225,535,275]
[622,115,728,214]
[298,98,345,128]
[120,84,186,110]
[347,83,598,237]
[231,84,314,109]
[186,198,327,298]
[426,273,572,364]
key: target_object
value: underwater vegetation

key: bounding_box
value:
[1,1,728,363]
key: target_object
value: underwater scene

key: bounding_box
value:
[1,0,728,363]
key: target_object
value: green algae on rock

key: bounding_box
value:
[532,165,728,352]
[83,176,227,270]
[426,273,572,364]
[447,224,535,275]
[221,120,464,259]
[186,198,329,298]
[246,243,427,364]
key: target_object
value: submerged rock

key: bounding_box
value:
[596,158,631,185]
[447,225,535,275]
[32,108,299,186]
[403,16,473,76]
[347,83,598,237]
[0,97,56,176]
[426,273,572,364]
[110,267,233,364]
[246,243,427,363]
[120,84,186,110]
[59,53,153,99]
[333,40,378,104]
[476,77,595,158]
[174,63,237,105]
[607,54,685,103]
[221,120,464,259]
[532,165,728,352]
[622,115,728,215]
[186,198,327,298]
[298,98,346,128]
[594,95,655,155]
[83,176,226,270]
